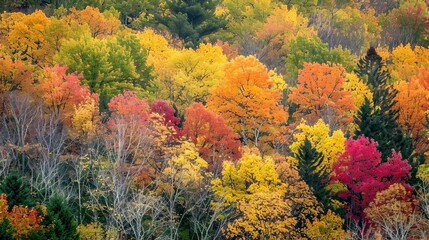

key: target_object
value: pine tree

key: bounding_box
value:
[42,195,79,240]
[354,47,420,183]
[156,0,227,48]
[295,138,331,213]
[0,170,35,211]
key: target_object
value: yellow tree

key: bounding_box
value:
[388,44,429,82]
[6,10,52,66]
[254,5,316,72]
[289,119,345,172]
[288,63,355,130]
[212,153,296,239]
[305,210,345,240]
[158,43,227,112]
[64,6,121,38]
[207,56,287,152]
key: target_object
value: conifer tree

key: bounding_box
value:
[0,171,35,211]
[295,138,331,213]
[42,195,79,240]
[157,0,227,48]
[354,47,420,182]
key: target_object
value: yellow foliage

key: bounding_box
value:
[389,44,429,82]
[344,72,373,110]
[305,210,345,240]
[226,192,296,239]
[289,119,345,172]
[162,141,209,190]
[77,222,104,240]
[71,96,101,139]
[365,183,417,226]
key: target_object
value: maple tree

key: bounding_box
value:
[285,35,355,84]
[64,6,121,38]
[56,33,153,110]
[207,56,287,152]
[388,44,429,82]
[288,62,355,128]
[150,99,181,134]
[332,135,412,221]
[182,103,241,173]
[305,210,344,240]
[394,74,429,153]
[37,65,91,120]
[6,10,52,66]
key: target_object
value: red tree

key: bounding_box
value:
[150,99,181,135]
[332,135,412,221]
[107,91,150,130]
[183,103,241,172]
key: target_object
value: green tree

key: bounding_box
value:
[42,195,79,240]
[0,170,35,211]
[295,138,331,214]
[285,35,354,86]
[354,47,419,181]
[56,33,153,111]
[156,0,227,48]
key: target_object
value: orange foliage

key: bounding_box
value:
[183,103,241,172]
[65,7,120,38]
[0,53,33,94]
[37,65,91,119]
[207,56,287,151]
[395,71,429,152]
[288,63,355,128]
[0,194,44,239]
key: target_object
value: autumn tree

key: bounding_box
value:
[305,210,345,240]
[394,72,429,153]
[364,183,418,239]
[252,5,316,73]
[285,35,355,85]
[289,119,345,173]
[212,153,297,239]
[37,65,91,120]
[207,56,287,152]
[354,47,414,163]
[64,6,121,38]
[150,99,181,134]
[6,10,52,66]
[56,33,153,110]
[288,63,355,129]
[155,0,227,48]
[182,102,241,173]
[388,44,429,82]
[153,43,227,113]
[332,135,412,221]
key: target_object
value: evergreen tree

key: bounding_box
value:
[0,170,35,211]
[156,0,227,48]
[354,47,413,160]
[42,195,79,240]
[295,138,331,213]
[0,218,13,240]
[354,47,421,183]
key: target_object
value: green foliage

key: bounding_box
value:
[0,218,13,240]
[42,195,79,240]
[285,35,355,85]
[156,0,227,48]
[295,138,331,214]
[55,33,154,111]
[0,170,35,211]
[354,47,420,183]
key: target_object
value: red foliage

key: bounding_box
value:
[332,135,412,221]
[107,91,150,129]
[38,65,91,117]
[150,99,181,135]
[183,103,241,172]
